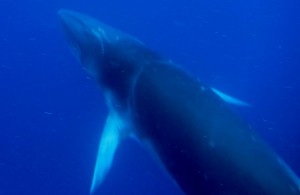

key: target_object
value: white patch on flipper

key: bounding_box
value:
[210,87,251,107]
[90,111,125,194]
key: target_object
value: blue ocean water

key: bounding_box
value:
[1,0,299,194]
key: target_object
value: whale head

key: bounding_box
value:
[58,9,152,94]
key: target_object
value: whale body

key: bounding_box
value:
[58,9,300,195]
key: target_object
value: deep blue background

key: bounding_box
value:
[0,0,299,194]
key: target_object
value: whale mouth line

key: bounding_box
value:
[91,28,106,56]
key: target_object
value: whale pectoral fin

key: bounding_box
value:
[90,112,125,194]
[210,87,251,107]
